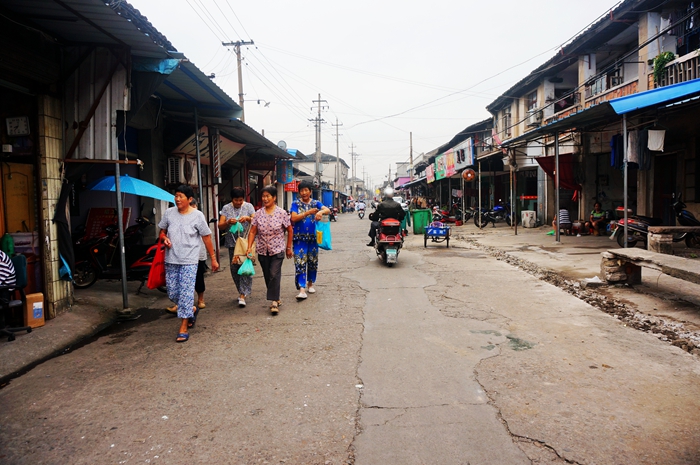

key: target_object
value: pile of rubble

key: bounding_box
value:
[465,239,700,356]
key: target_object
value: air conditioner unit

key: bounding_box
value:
[527,109,543,127]
[167,157,198,185]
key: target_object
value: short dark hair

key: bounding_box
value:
[261,185,277,199]
[176,185,195,199]
[231,187,245,199]
[298,181,313,192]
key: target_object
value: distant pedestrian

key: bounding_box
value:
[246,186,293,315]
[290,181,329,300]
[218,187,256,307]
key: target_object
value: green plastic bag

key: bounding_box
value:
[0,233,14,255]
[229,220,244,235]
[237,258,255,276]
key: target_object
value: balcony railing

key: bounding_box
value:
[652,51,700,88]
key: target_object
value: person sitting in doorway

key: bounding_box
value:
[585,202,608,236]
[552,208,573,235]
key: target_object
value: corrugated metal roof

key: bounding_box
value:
[2,0,174,58]
[609,78,700,114]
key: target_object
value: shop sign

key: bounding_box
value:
[276,160,294,184]
[284,180,299,192]
[435,155,446,180]
[452,137,473,171]
[426,164,435,183]
[445,149,456,177]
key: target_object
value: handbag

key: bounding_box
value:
[316,219,332,251]
[147,240,166,289]
[232,227,255,265]
[237,258,255,276]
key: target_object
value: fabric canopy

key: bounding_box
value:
[534,154,581,191]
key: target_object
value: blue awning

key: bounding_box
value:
[609,78,700,114]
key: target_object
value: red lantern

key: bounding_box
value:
[462,169,476,181]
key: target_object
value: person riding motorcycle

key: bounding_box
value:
[367,188,405,246]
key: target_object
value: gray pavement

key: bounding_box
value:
[1,215,699,464]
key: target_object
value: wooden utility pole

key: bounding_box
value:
[222,40,254,122]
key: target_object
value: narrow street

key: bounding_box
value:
[1,215,700,465]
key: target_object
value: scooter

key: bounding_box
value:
[611,207,689,248]
[432,203,463,223]
[474,201,518,228]
[358,208,365,219]
[374,218,404,267]
[73,219,165,293]
[673,193,700,248]
[329,207,338,222]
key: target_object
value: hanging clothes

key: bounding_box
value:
[610,134,624,170]
[648,129,666,151]
[638,130,652,170]
[627,130,639,168]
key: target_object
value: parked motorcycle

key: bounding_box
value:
[610,202,691,248]
[432,203,463,223]
[673,193,700,248]
[373,218,404,267]
[73,217,165,293]
[474,201,518,228]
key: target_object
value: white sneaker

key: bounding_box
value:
[296,289,308,300]
[307,285,316,294]
[238,298,246,307]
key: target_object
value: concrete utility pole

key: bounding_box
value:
[409,132,414,181]
[222,40,254,123]
[349,144,359,198]
[310,94,328,199]
[332,118,343,205]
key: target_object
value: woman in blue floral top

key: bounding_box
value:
[290,181,330,300]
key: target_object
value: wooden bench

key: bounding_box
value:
[647,226,700,254]
[601,248,700,285]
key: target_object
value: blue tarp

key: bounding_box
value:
[132,58,181,75]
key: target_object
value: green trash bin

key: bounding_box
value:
[411,209,431,235]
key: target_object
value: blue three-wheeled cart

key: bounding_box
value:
[424,221,450,248]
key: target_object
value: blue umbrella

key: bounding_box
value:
[88,174,174,203]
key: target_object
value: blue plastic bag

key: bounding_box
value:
[316,220,332,251]
[237,258,255,276]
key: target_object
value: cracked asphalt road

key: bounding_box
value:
[1,215,699,464]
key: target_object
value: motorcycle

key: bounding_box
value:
[610,202,689,248]
[474,201,518,228]
[73,217,165,293]
[358,208,365,219]
[374,218,404,267]
[673,193,700,248]
[329,207,338,222]
[431,203,463,223]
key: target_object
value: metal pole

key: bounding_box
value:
[555,132,561,243]
[194,107,204,206]
[114,162,129,310]
[623,114,628,248]
[478,160,482,226]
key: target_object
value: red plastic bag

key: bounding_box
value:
[147,241,166,289]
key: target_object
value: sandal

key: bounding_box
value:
[187,306,199,328]
[176,332,189,343]
[270,301,279,315]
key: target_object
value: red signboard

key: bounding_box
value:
[284,181,299,192]
[519,195,537,200]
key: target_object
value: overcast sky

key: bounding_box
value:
[130,0,622,187]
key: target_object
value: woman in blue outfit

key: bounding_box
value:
[289,181,330,300]
[158,185,219,343]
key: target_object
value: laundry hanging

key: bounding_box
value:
[648,129,666,151]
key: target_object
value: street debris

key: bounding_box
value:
[465,239,700,356]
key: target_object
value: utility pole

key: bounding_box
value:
[409,132,414,181]
[388,164,392,188]
[222,40,254,122]
[349,144,359,198]
[310,94,328,199]
[332,118,343,205]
